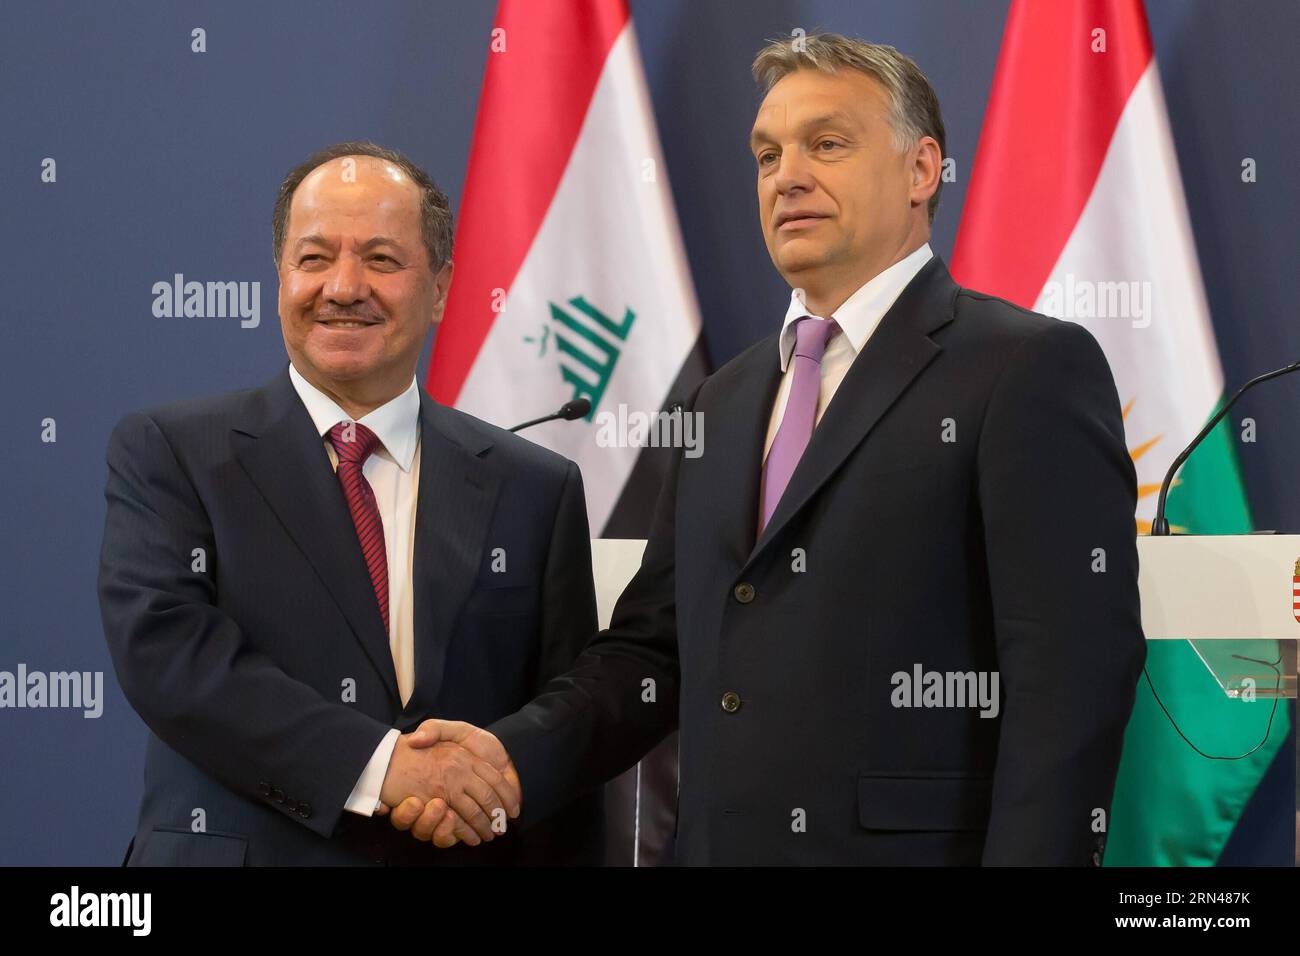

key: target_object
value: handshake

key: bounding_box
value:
[375,719,521,848]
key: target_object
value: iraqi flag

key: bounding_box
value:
[426,0,700,865]
[427,0,704,536]
[952,0,1290,865]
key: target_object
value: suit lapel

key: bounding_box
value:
[231,368,400,701]
[402,390,500,716]
[703,343,784,570]
[745,256,959,570]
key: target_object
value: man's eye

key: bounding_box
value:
[757,151,776,165]
[816,140,841,152]
[372,255,393,263]
[300,255,323,263]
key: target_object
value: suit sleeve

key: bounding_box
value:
[508,459,605,860]
[975,320,1146,865]
[97,412,393,839]
[487,394,695,828]
[535,461,600,688]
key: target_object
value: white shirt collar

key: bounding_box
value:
[287,362,421,473]
[778,242,934,371]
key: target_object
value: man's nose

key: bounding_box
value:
[774,146,814,197]
[324,253,371,304]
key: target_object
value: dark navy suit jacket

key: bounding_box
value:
[490,256,1146,865]
[98,366,601,865]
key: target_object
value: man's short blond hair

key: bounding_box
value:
[752,33,946,223]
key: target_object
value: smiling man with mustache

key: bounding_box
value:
[98,141,603,865]
[402,33,1146,866]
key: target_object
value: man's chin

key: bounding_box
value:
[302,349,382,384]
[774,243,831,280]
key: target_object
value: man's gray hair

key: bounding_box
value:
[272,141,453,272]
[752,33,946,223]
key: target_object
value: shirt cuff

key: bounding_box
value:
[344,728,401,816]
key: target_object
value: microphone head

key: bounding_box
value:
[558,398,591,421]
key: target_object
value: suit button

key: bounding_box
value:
[270,788,286,804]
[733,583,755,604]
[298,803,313,819]
[257,782,271,798]
[721,691,741,713]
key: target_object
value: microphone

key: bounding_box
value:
[1151,359,1300,535]
[508,397,592,433]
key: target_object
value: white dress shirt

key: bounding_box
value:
[763,243,934,459]
[288,362,420,816]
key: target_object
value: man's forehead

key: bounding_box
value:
[750,105,867,146]
[752,71,884,135]
[289,158,421,225]
[302,154,411,188]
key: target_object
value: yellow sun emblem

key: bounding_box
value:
[1125,398,1184,534]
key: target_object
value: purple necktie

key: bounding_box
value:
[760,316,839,532]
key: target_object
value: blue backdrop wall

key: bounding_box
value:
[2,0,1296,865]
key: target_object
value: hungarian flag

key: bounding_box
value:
[952,0,1289,864]
[426,0,701,864]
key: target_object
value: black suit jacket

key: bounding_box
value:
[98,366,601,865]
[490,256,1146,865]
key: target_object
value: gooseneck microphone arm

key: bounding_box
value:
[508,397,592,433]
[1151,359,1300,535]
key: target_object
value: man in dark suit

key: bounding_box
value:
[98,141,600,865]
[397,35,1146,864]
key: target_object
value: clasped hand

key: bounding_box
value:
[377,719,518,848]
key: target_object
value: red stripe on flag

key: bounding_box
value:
[950,0,1152,307]
[426,0,629,404]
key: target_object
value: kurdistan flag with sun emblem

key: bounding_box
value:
[952,0,1289,865]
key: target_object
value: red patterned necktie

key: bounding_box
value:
[326,421,389,633]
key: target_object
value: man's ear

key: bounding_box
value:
[910,135,942,210]
[431,260,454,325]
